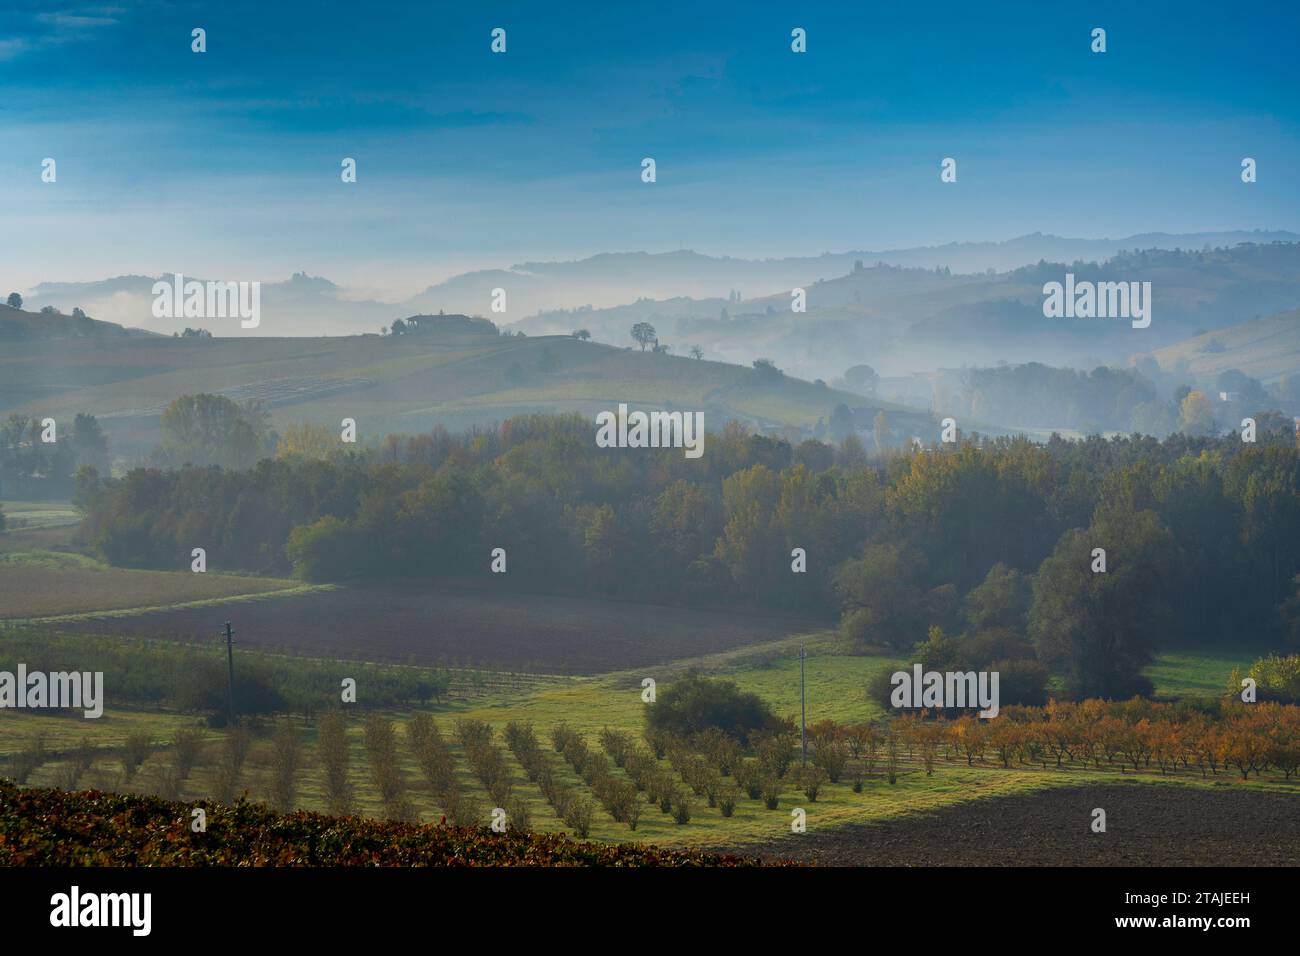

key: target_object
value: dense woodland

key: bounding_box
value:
[71,404,1300,702]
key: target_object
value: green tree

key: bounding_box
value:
[714,464,782,600]
[834,542,928,648]
[1178,390,1216,436]
[70,413,109,473]
[645,673,778,745]
[962,562,1031,632]
[1029,505,1175,698]
[156,394,270,470]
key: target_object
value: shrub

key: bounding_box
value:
[799,765,828,801]
[718,786,737,817]
[761,776,781,810]
[990,658,1051,707]
[270,719,303,812]
[561,735,589,775]
[672,799,692,825]
[563,797,594,838]
[213,725,251,803]
[456,719,512,807]
[0,780,766,866]
[1242,654,1300,704]
[551,722,570,753]
[599,727,633,766]
[625,793,641,831]
[170,727,204,780]
[691,728,741,775]
[364,714,407,812]
[407,713,455,800]
[11,736,47,784]
[733,760,763,799]
[756,733,795,779]
[644,728,669,759]
[317,709,353,815]
[154,767,182,801]
[445,790,482,829]
[813,741,848,782]
[506,797,532,833]
[121,731,153,782]
[53,762,83,791]
[645,673,779,746]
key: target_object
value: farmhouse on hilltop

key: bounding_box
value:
[391,312,499,337]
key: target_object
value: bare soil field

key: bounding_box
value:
[66,584,819,674]
[0,565,300,619]
[739,782,1300,866]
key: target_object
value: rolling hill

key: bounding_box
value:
[16,231,1297,339]
[1134,307,1300,385]
[0,312,931,462]
[516,243,1300,381]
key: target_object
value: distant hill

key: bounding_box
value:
[0,324,932,462]
[18,231,1298,338]
[18,272,400,339]
[408,231,1300,318]
[1133,308,1300,385]
[516,243,1300,381]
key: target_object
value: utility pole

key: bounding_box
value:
[800,642,807,767]
[223,621,236,727]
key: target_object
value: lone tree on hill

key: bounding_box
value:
[631,322,657,351]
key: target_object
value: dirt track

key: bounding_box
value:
[739,783,1300,866]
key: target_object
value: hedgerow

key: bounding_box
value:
[0,780,767,866]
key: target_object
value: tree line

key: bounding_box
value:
[78,409,1300,700]
[0,413,108,498]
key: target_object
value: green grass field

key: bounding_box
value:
[0,501,80,531]
[1147,647,1267,699]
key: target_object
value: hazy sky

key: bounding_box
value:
[2,0,1297,295]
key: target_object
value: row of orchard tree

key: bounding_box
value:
[78,408,1300,700]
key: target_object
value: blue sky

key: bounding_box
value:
[1,0,1297,294]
